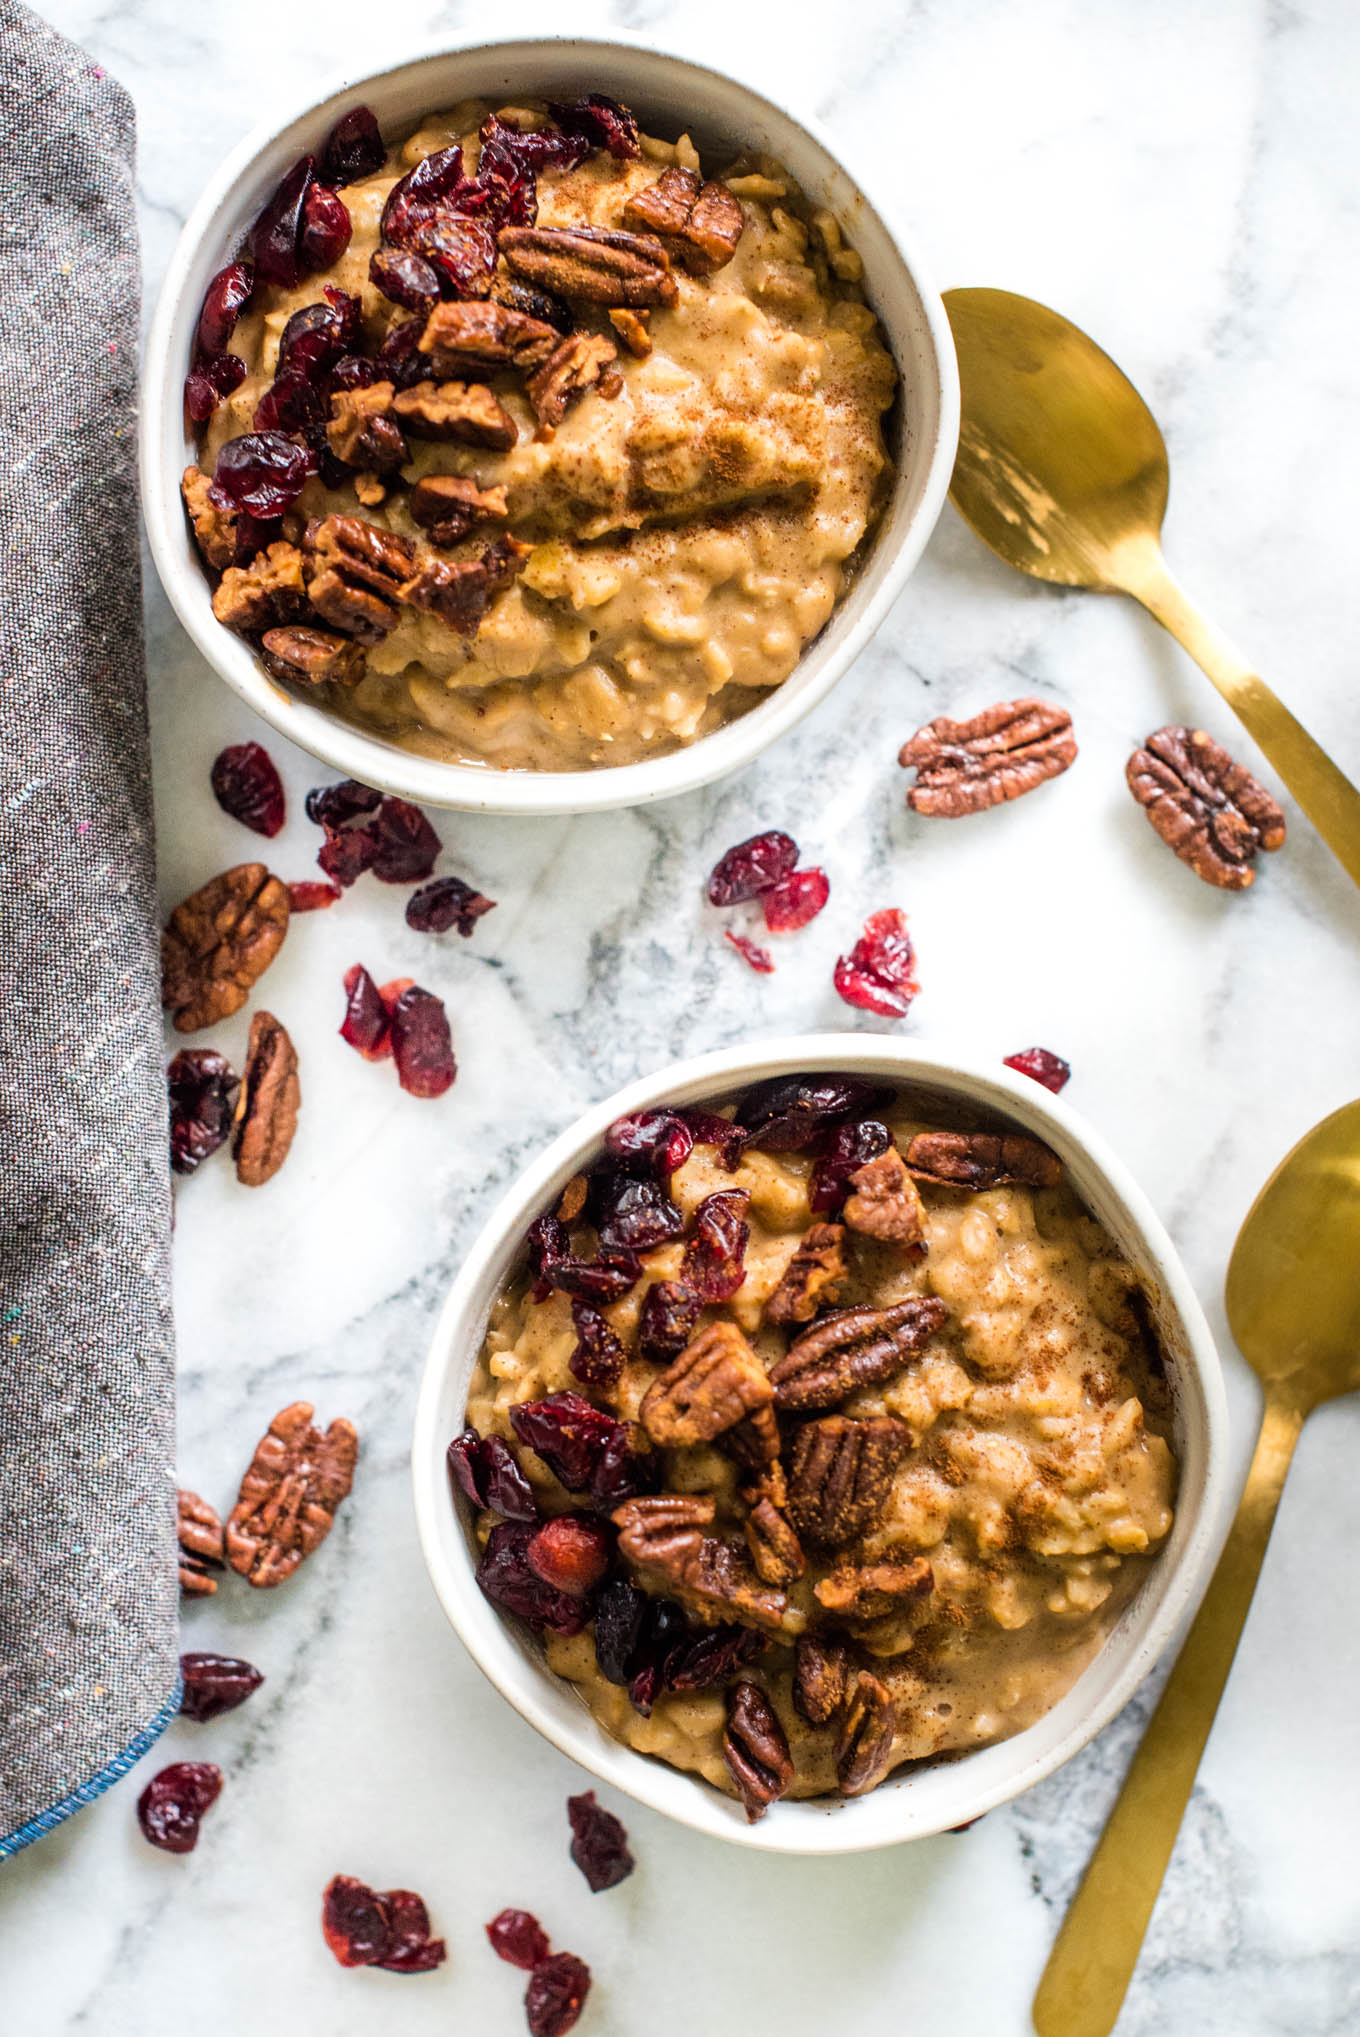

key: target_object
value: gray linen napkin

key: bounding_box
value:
[0,0,178,1858]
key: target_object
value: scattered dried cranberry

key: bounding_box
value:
[168,1049,240,1176]
[591,1173,684,1254]
[569,1298,625,1389]
[448,1428,538,1522]
[526,1952,592,2037]
[253,366,327,436]
[306,779,382,830]
[322,1875,446,1973]
[417,213,499,296]
[230,509,283,565]
[663,1621,765,1693]
[277,297,357,381]
[762,866,830,932]
[196,259,254,357]
[366,797,442,884]
[137,1762,222,1853]
[834,908,919,1019]
[179,1651,264,1723]
[389,985,456,1098]
[509,1393,618,1493]
[248,154,315,288]
[627,1596,689,1714]
[486,1907,551,1971]
[808,1118,892,1213]
[549,91,640,159]
[604,1109,693,1178]
[736,1074,887,1151]
[330,353,377,393]
[381,143,464,245]
[476,1520,588,1635]
[707,829,798,906]
[375,316,430,390]
[339,963,392,1059]
[567,1790,634,1892]
[679,1108,748,1170]
[1004,1047,1071,1093]
[210,741,285,838]
[527,1514,612,1597]
[299,182,352,272]
[637,1278,703,1364]
[527,1212,570,1300]
[587,1425,660,1508]
[381,1889,448,1974]
[370,244,442,312]
[185,354,246,424]
[547,1251,643,1304]
[481,112,589,175]
[209,431,313,519]
[592,1578,650,1684]
[406,875,496,936]
[725,929,775,973]
[681,1190,750,1302]
[288,879,341,912]
[322,105,386,186]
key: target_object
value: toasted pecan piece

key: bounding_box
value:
[905,1130,1061,1192]
[608,307,652,358]
[899,698,1077,816]
[232,1010,299,1188]
[302,515,416,644]
[260,624,366,688]
[815,1555,934,1623]
[835,1671,897,1795]
[418,298,560,378]
[162,864,290,1034]
[226,1401,358,1589]
[408,473,509,546]
[525,332,618,429]
[792,1631,850,1727]
[723,1401,782,1473]
[182,464,235,571]
[842,1148,926,1249]
[770,1297,948,1414]
[325,381,408,471]
[787,1416,913,1547]
[612,1495,798,1636]
[177,1488,225,1596]
[623,165,745,274]
[724,1680,794,1821]
[640,1319,773,1448]
[743,1495,805,1587]
[391,378,518,449]
[402,533,532,637]
[1127,725,1286,890]
[499,225,679,308]
[211,541,308,634]
[764,1222,848,1326]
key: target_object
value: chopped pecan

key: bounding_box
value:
[408,473,509,546]
[608,307,652,358]
[612,1496,795,1636]
[232,1010,299,1187]
[391,379,518,449]
[225,1401,358,1589]
[787,1416,913,1546]
[489,273,573,331]
[325,381,408,472]
[211,541,309,634]
[905,1130,1062,1191]
[303,514,416,644]
[639,1319,773,1447]
[623,166,745,274]
[743,1496,805,1586]
[770,1297,948,1414]
[792,1631,850,1726]
[557,1172,590,1224]
[724,1680,794,1822]
[499,225,679,309]
[835,1671,897,1795]
[741,1458,788,1513]
[1127,725,1286,890]
[162,864,290,1033]
[764,1222,847,1326]
[684,1536,797,1635]
[177,1488,225,1596]
[353,473,387,508]
[401,534,532,637]
[479,531,534,602]
[815,1555,933,1622]
[418,299,559,378]
[842,1148,926,1249]
[899,698,1077,816]
[182,464,235,571]
[260,623,366,688]
[723,1401,781,1472]
[525,332,618,429]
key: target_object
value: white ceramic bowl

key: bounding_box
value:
[141,34,958,815]
[412,1036,1228,1852]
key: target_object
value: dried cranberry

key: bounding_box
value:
[306,778,382,829]
[476,1520,587,1635]
[389,985,456,1098]
[288,879,341,912]
[569,1298,625,1389]
[591,1173,684,1253]
[415,214,499,297]
[548,92,639,159]
[406,874,495,936]
[179,1651,264,1723]
[209,431,313,519]
[330,354,377,394]
[378,1889,447,1974]
[196,259,254,357]
[137,1762,222,1853]
[588,1425,660,1507]
[567,1790,634,1892]
[375,317,431,390]
[679,1108,748,1170]
[527,1513,612,1596]
[253,366,326,436]
[736,1075,888,1152]
[707,829,798,906]
[381,144,465,245]
[479,112,589,176]
[808,1118,892,1213]
[210,740,285,838]
[663,1621,765,1693]
[1004,1047,1072,1094]
[299,182,351,272]
[168,1049,239,1176]
[248,154,315,289]
[340,965,392,1059]
[592,1578,650,1683]
[187,351,247,421]
[763,866,830,932]
[681,1189,750,1302]
[509,1393,618,1493]
[366,797,441,884]
[447,1428,485,1507]
[486,1907,551,1970]
[231,510,283,564]
[526,1952,592,2037]
[725,929,775,973]
[322,105,386,186]
[369,244,441,313]
[527,1213,570,1300]
[322,1875,446,1973]
[447,1429,538,1523]
[318,823,376,888]
[604,1109,693,1178]
[637,1279,703,1364]
[628,1596,689,1714]
[278,298,356,382]
[547,1250,645,1305]
[834,909,919,1019]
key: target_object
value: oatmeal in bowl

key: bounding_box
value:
[413,1041,1226,1848]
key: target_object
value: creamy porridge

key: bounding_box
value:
[454,1077,1178,1817]
[183,94,898,772]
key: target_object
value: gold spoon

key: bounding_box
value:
[943,287,1360,890]
[1033,1097,1360,2037]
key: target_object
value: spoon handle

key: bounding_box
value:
[1120,547,1360,890]
[1031,1394,1304,2037]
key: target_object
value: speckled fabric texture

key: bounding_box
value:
[0,0,178,1857]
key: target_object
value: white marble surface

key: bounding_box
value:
[6,0,1360,2030]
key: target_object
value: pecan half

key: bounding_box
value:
[211,541,309,634]
[326,381,408,471]
[764,1222,848,1326]
[225,1402,358,1589]
[724,1680,794,1821]
[408,473,509,546]
[525,332,618,429]
[261,624,366,688]
[905,1130,1061,1191]
[792,1631,850,1726]
[835,1671,897,1796]
[499,225,679,309]
[418,299,559,379]
[743,1495,805,1587]
[770,1297,948,1414]
[899,698,1077,815]
[815,1555,933,1622]
[842,1148,925,1249]
[303,515,416,644]
[787,1416,913,1546]
[162,864,290,1033]
[402,534,532,637]
[391,379,518,450]
[612,1496,796,1636]
[613,1492,714,1570]
[1127,725,1286,890]
[182,464,235,571]
[608,307,652,358]
[232,1010,299,1187]
[623,166,744,274]
[177,1488,225,1596]
[639,1319,773,1447]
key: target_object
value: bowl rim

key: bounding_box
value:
[411,1034,1230,1853]
[139,30,960,816]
